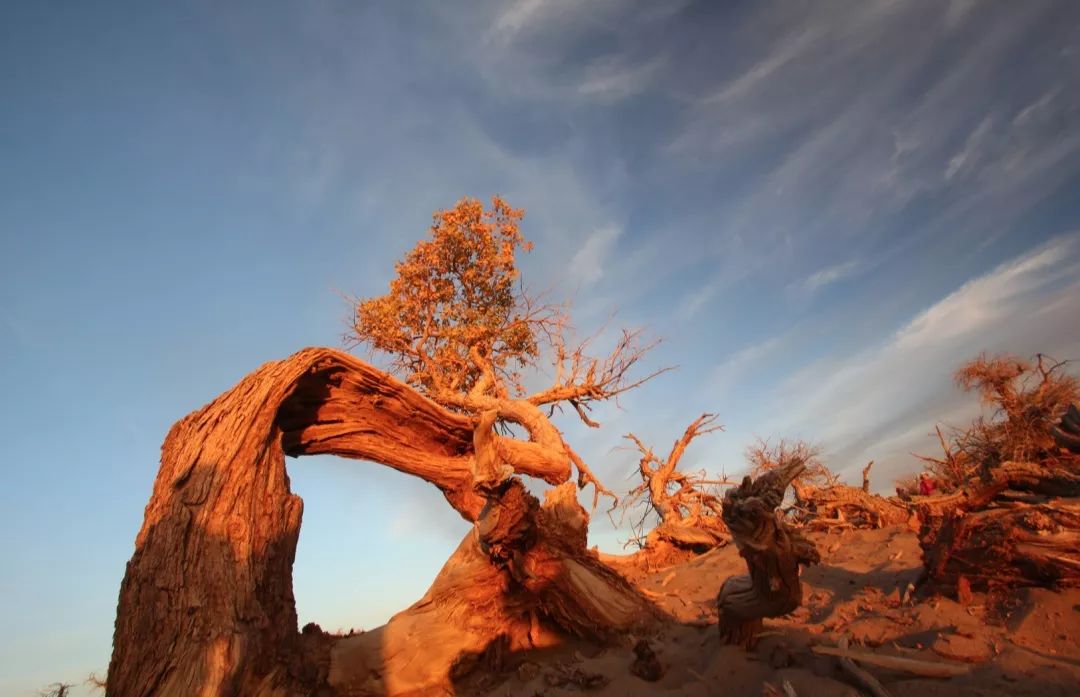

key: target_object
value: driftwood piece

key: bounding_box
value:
[810,646,970,678]
[717,460,820,647]
[835,636,893,697]
[109,348,662,697]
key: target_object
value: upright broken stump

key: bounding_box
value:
[717,460,820,647]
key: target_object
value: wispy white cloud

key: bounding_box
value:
[490,0,553,37]
[664,0,1079,288]
[706,334,787,395]
[802,259,862,292]
[567,225,623,288]
[489,0,686,43]
[676,280,720,321]
[944,116,994,181]
[578,54,666,101]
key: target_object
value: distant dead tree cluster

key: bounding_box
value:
[743,437,908,531]
[745,437,838,490]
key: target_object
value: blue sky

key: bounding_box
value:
[2,1,1079,693]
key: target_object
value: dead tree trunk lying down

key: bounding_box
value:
[791,482,912,531]
[717,461,820,648]
[919,460,1080,596]
[108,348,661,697]
[623,414,731,554]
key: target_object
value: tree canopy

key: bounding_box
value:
[349,196,545,398]
[348,196,665,425]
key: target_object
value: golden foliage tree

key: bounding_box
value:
[349,195,667,502]
[350,196,540,397]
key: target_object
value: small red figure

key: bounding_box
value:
[918,472,936,496]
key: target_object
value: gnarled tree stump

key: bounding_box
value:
[108,348,661,697]
[717,461,820,648]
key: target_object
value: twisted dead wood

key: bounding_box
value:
[792,483,911,530]
[624,414,731,553]
[717,460,820,647]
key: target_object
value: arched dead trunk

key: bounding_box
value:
[108,348,660,697]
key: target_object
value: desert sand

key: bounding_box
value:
[324,525,1080,697]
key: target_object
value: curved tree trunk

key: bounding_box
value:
[108,348,660,697]
[717,462,820,648]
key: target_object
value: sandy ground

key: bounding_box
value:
[441,526,1080,697]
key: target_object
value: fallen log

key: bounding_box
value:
[1051,404,1080,454]
[792,483,911,530]
[920,497,1080,592]
[916,456,1080,595]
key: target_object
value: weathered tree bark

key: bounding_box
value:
[918,459,1080,594]
[109,348,661,697]
[921,498,1080,591]
[329,480,661,696]
[717,461,820,648]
